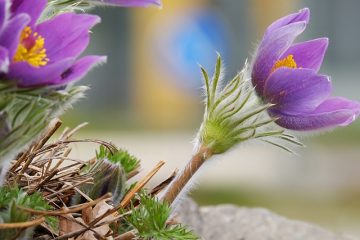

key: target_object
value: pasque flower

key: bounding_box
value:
[0,0,105,87]
[251,8,360,130]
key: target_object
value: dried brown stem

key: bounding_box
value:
[116,231,137,240]
[18,193,112,216]
[150,169,178,196]
[4,121,172,240]
[0,217,45,229]
[120,160,165,208]
[12,120,62,183]
[46,177,92,199]
[33,119,63,151]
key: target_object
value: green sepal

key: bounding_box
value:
[197,55,302,154]
[0,82,87,169]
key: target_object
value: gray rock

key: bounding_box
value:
[175,199,358,240]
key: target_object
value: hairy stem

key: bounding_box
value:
[162,146,213,204]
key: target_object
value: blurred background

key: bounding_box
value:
[64,0,360,236]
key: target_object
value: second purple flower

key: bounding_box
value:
[251,8,360,131]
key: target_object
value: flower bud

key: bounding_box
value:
[80,159,126,205]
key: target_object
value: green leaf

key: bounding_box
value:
[96,145,141,174]
[126,192,198,240]
[0,186,57,239]
[0,83,87,170]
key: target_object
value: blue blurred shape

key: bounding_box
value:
[155,8,230,91]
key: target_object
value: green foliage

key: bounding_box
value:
[47,0,92,7]
[198,55,303,154]
[0,83,87,168]
[44,0,92,20]
[126,192,198,240]
[96,145,140,174]
[0,186,57,239]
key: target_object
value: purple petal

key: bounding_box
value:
[252,21,307,96]
[314,97,360,116]
[265,8,310,36]
[9,0,22,11]
[0,13,29,59]
[270,97,360,131]
[264,68,332,114]
[35,13,101,62]
[0,46,9,73]
[281,38,328,72]
[57,55,107,85]
[0,0,9,31]
[10,0,46,26]
[8,58,75,87]
[91,0,161,7]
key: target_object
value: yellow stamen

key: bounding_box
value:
[271,54,297,73]
[13,26,49,67]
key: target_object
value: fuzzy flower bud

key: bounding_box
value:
[79,159,126,205]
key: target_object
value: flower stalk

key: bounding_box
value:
[163,54,302,205]
[162,146,212,204]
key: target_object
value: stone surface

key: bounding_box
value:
[175,199,358,240]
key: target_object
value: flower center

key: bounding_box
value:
[13,26,49,67]
[271,54,297,73]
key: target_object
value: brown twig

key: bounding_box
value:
[5,121,171,240]
[45,178,92,199]
[53,226,89,240]
[34,119,63,151]
[10,119,61,172]
[18,193,112,216]
[120,160,165,208]
[59,214,106,240]
[0,217,45,229]
[11,119,62,176]
[116,231,137,240]
[150,169,178,196]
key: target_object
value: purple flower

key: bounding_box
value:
[89,0,161,7]
[0,0,106,87]
[251,8,360,131]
